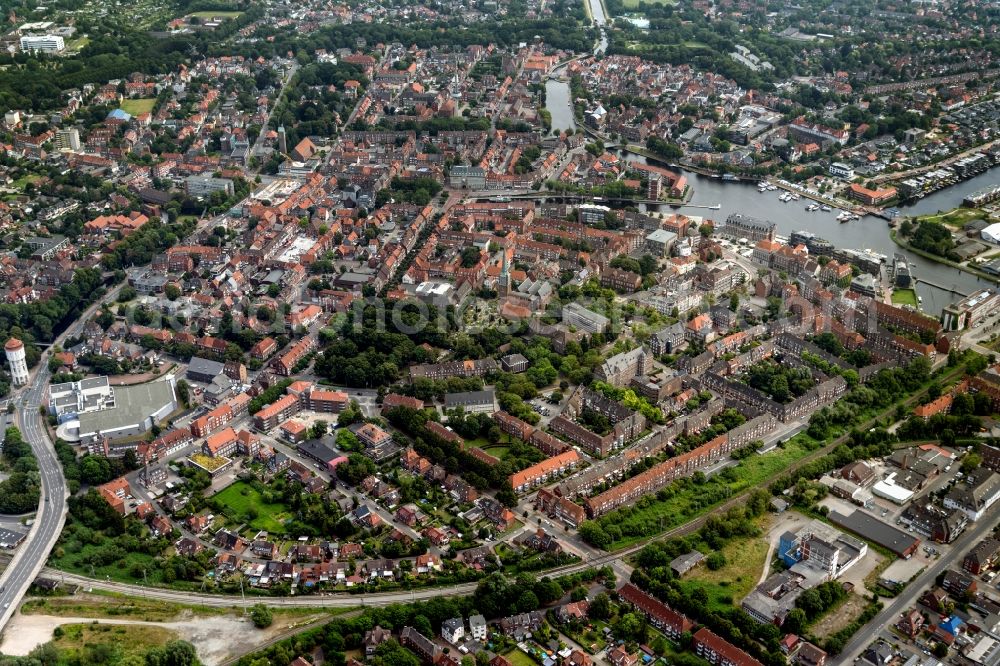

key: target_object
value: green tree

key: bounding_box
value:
[589,592,612,620]
[250,604,273,628]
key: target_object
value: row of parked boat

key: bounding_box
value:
[759,181,860,222]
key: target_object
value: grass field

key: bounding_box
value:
[22,595,225,622]
[189,10,244,19]
[48,545,161,585]
[810,592,867,640]
[120,98,156,116]
[891,289,919,307]
[683,521,770,612]
[212,481,291,534]
[65,36,90,51]
[608,436,816,550]
[12,174,42,191]
[53,624,178,663]
[504,650,540,666]
[23,593,356,622]
[913,207,987,229]
[481,445,510,458]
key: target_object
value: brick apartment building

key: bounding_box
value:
[509,450,580,493]
[253,393,301,430]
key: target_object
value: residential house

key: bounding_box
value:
[400,627,442,665]
[442,618,465,645]
[796,643,827,666]
[557,601,589,624]
[364,627,392,657]
[965,538,1000,574]
[607,647,638,666]
[469,615,487,641]
[897,609,924,639]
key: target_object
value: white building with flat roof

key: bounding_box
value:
[872,473,915,504]
[76,379,178,444]
[20,34,65,52]
[49,376,114,419]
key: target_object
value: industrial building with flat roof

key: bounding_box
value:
[49,376,115,418]
[75,379,178,444]
[829,509,920,558]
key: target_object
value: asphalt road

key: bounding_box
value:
[839,504,1000,663]
[0,284,121,628]
[0,365,68,629]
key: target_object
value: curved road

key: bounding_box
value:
[0,286,121,629]
[0,364,68,628]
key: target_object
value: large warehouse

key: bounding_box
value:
[56,377,179,444]
[981,222,1000,244]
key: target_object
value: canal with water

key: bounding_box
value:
[544,0,607,131]
[545,79,576,132]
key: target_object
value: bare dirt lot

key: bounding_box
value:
[1,602,331,664]
[810,592,867,640]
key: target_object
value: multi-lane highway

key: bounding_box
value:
[0,363,68,629]
[0,286,121,629]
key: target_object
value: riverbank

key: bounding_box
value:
[889,229,1000,288]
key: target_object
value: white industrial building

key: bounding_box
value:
[872,473,915,504]
[19,35,65,52]
[982,223,1000,244]
[49,376,178,444]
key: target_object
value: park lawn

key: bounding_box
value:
[53,623,178,662]
[189,10,244,19]
[505,650,540,666]
[212,481,291,534]
[120,98,156,116]
[891,289,918,307]
[482,445,510,459]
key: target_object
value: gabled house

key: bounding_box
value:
[364,626,392,656]
[897,609,924,639]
